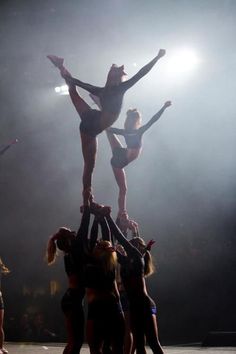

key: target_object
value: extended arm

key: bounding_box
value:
[121,49,166,91]
[106,215,141,257]
[89,215,111,251]
[107,127,126,135]
[89,216,99,252]
[100,217,112,242]
[64,76,103,96]
[76,206,91,250]
[139,101,171,134]
[0,139,18,156]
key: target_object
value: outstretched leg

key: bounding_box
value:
[106,130,123,151]
[48,55,99,206]
[47,55,92,119]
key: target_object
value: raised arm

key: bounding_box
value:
[100,217,112,242]
[139,101,171,134]
[89,205,113,249]
[106,214,141,257]
[107,127,126,135]
[121,49,166,91]
[89,216,99,252]
[76,206,91,250]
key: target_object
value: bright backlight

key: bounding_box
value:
[166,49,200,74]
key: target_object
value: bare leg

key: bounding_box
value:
[112,166,127,214]
[124,311,133,354]
[60,66,92,118]
[60,67,97,206]
[48,56,98,206]
[145,315,164,354]
[80,132,97,206]
[89,93,102,110]
[63,314,73,354]
[106,130,123,150]
[68,86,92,118]
[0,309,5,350]
[106,130,128,215]
[86,319,103,354]
[47,55,92,118]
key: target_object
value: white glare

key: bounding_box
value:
[166,49,200,75]
[54,85,69,95]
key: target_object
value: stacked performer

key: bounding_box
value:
[105,101,171,232]
[47,49,166,207]
[47,47,171,354]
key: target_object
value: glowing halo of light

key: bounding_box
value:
[166,48,200,75]
[54,86,61,93]
[54,85,69,95]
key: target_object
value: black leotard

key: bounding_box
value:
[106,216,164,354]
[68,54,160,115]
[64,253,77,277]
[66,55,162,137]
[108,104,167,149]
[105,216,146,293]
[84,263,116,291]
[108,127,144,149]
[106,215,156,310]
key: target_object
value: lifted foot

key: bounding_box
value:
[47,55,64,69]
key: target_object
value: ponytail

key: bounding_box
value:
[144,250,155,277]
[46,234,58,265]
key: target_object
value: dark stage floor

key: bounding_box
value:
[3,343,236,354]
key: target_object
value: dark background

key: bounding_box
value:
[0,0,236,345]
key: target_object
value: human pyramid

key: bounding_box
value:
[47,50,171,354]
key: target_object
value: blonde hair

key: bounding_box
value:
[93,240,117,273]
[46,236,58,265]
[124,109,141,130]
[130,237,155,277]
[46,227,73,265]
[0,257,10,274]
